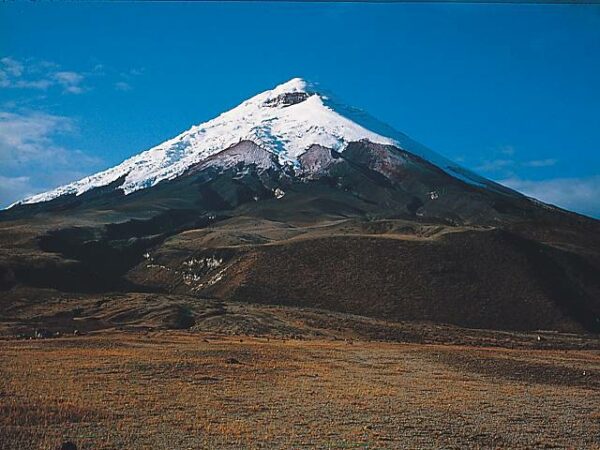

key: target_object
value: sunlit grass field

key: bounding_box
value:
[1,332,599,449]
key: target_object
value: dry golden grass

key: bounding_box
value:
[1,332,599,449]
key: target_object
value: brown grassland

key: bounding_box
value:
[1,331,599,450]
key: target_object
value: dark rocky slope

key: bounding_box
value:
[1,140,599,333]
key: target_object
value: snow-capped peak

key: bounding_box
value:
[13,77,483,206]
[264,77,309,97]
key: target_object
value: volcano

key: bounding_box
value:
[1,78,599,335]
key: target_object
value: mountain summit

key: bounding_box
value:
[16,78,500,206]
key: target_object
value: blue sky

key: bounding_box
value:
[1,2,599,217]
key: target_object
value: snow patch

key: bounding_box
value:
[274,188,285,199]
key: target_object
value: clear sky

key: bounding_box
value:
[1,2,599,217]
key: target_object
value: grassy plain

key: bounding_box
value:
[1,332,599,449]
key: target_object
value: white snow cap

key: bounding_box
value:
[265,77,309,97]
[14,77,475,206]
